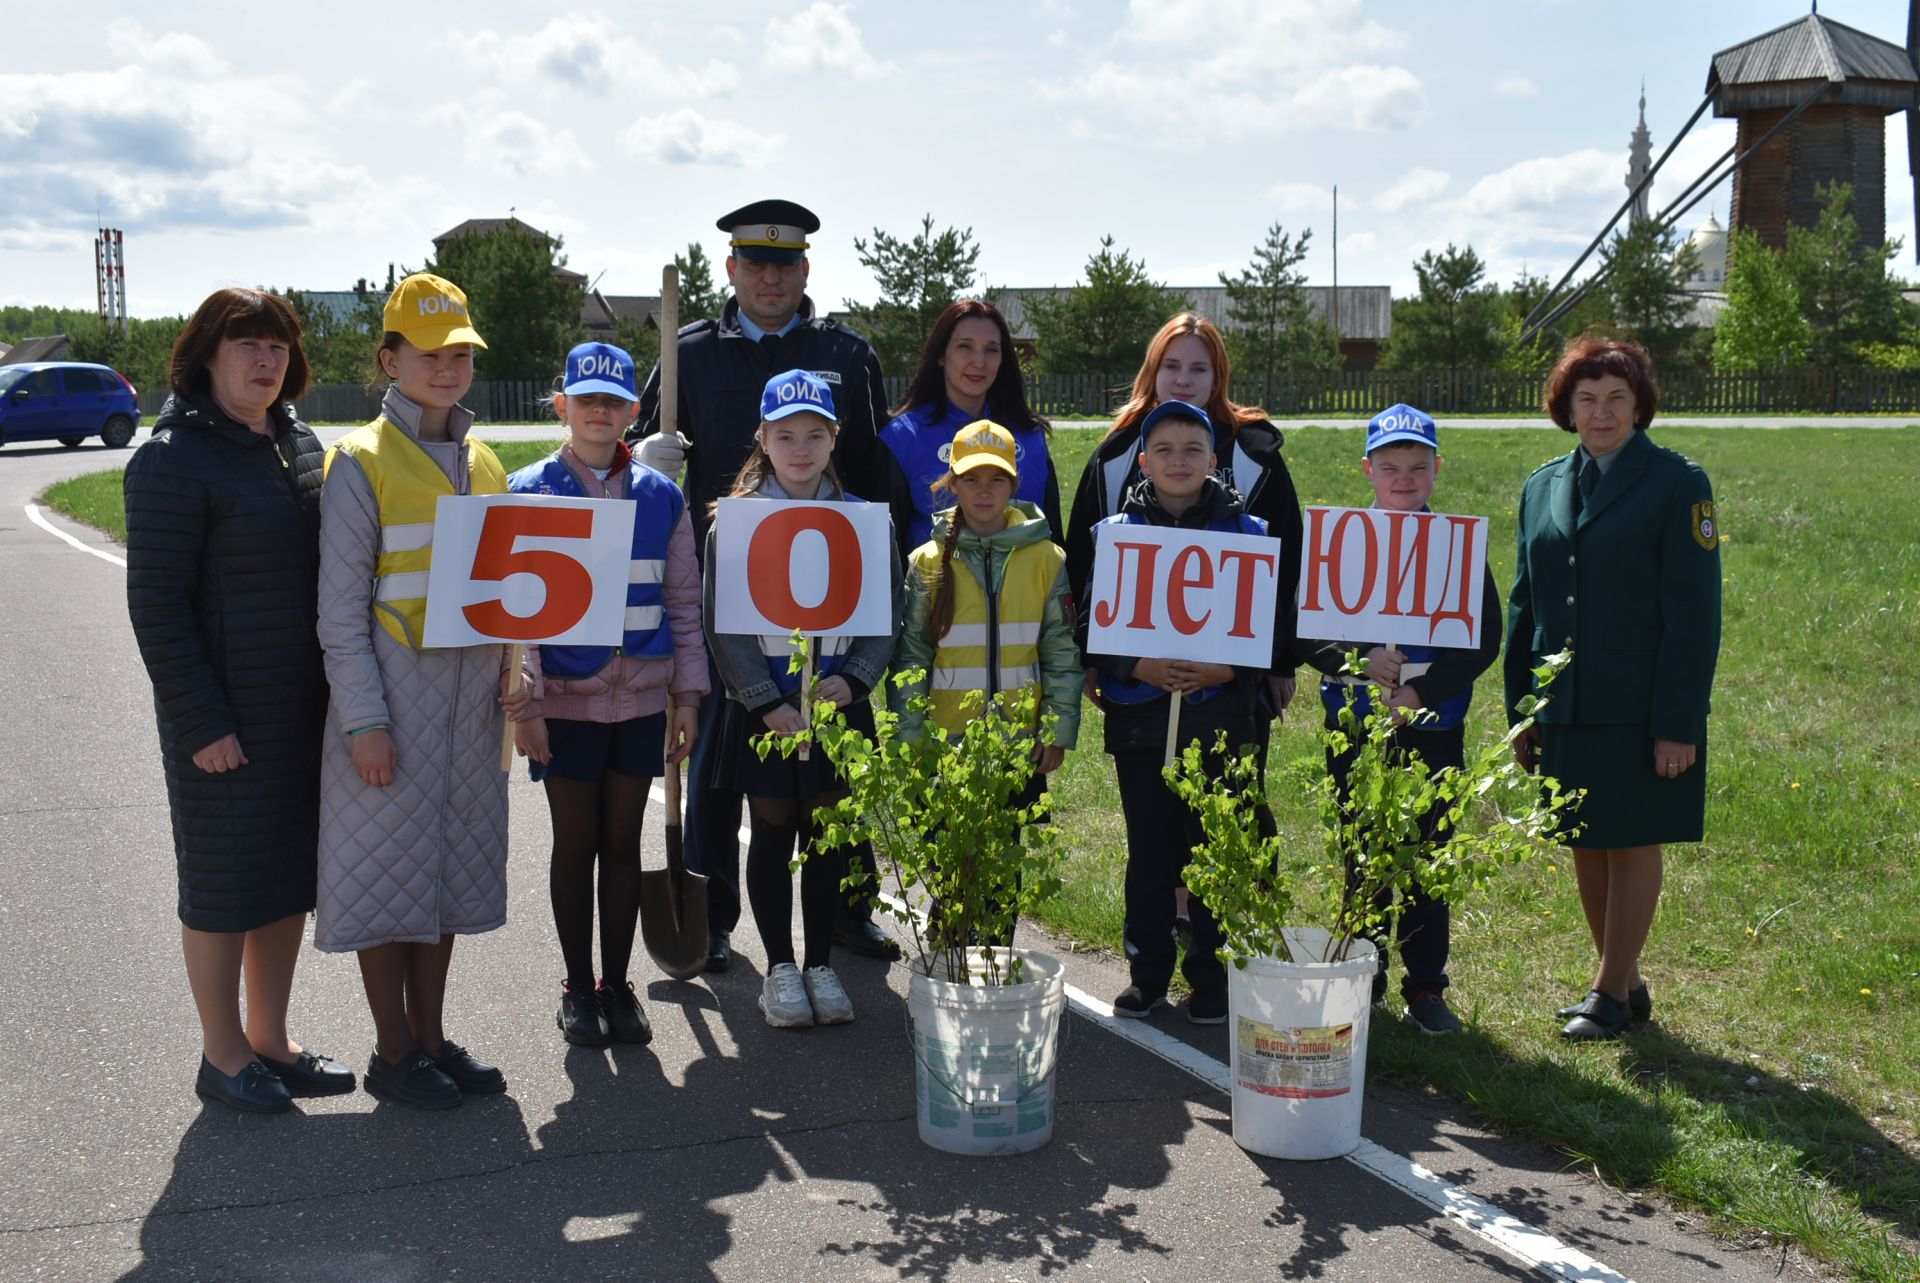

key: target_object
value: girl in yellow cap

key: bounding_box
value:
[890,420,1082,939]
[315,273,521,1110]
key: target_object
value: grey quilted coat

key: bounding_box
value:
[314,391,509,952]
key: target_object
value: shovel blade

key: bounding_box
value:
[640,829,709,980]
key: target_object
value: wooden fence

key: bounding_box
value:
[141,368,1920,423]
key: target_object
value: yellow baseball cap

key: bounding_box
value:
[949,420,1018,476]
[382,273,488,350]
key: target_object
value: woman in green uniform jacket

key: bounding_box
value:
[1505,336,1722,1042]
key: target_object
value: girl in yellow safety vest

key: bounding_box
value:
[891,419,1083,814]
[315,273,523,1111]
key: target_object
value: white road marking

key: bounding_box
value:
[24,503,127,568]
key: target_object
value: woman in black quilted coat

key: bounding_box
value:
[125,289,354,1113]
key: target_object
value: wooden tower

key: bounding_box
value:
[1707,11,1918,251]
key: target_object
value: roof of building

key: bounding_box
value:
[297,290,377,325]
[987,283,1392,343]
[580,291,663,331]
[432,217,588,285]
[0,335,70,365]
[1708,13,1918,113]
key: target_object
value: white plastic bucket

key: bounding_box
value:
[1227,927,1379,1160]
[906,948,1066,1156]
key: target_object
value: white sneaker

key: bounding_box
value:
[760,962,814,1028]
[802,965,855,1025]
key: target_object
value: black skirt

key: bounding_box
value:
[531,713,667,784]
[709,695,876,799]
[1541,722,1707,848]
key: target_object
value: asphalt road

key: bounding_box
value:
[0,432,1831,1282]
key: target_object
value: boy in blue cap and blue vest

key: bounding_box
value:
[1294,404,1501,1036]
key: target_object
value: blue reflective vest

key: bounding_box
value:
[1091,507,1268,707]
[506,451,683,679]
[881,401,1052,549]
[1318,641,1473,731]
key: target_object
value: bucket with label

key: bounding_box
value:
[1227,928,1378,1160]
[906,948,1066,1157]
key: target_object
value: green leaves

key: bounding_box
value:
[1170,648,1582,967]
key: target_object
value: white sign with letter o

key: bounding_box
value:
[711,498,894,637]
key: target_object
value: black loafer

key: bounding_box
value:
[195,1056,292,1114]
[557,983,611,1049]
[365,1050,461,1110]
[258,1049,357,1097]
[1557,983,1650,1025]
[834,916,901,961]
[1560,989,1632,1041]
[705,931,732,974]
[430,1040,507,1094]
[597,979,654,1045]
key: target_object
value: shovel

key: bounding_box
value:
[638,264,710,981]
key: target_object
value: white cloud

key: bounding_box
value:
[464,109,592,176]
[1052,0,1425,140]
[623,109,779,167]
[465,16,738,97]
[1450,148,1619,218]
[1265,182,1335,215]
[1373,166,1450,213]
[1493,72,1539,98]
[770,3,894,80]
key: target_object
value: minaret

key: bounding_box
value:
[1626,82,1652,227]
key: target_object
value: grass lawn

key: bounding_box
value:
[42,425,1920,1280]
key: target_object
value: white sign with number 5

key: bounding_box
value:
[422,493,637,648]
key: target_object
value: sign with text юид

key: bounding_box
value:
[1086,524,1280,667]
[422,494,637,648]
[711,499,894,637]
[1296,506,1486,650]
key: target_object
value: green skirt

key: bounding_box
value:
[1540,722,1706,848]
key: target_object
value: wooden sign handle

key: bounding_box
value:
[501,643,526,772]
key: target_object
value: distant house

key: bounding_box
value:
[986,284,1393,370]
[0,335,71,365]
[294,278,383,326]
[580,289,663,337]
[432,217,588,288]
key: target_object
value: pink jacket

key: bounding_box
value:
[526,446,708,723]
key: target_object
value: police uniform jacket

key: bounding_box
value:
[630,295,890,549]
[1503,428,1721,744]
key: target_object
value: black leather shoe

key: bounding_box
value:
[431,1040,507,1094]
[705,931,732,974]
[258,1049,357,1097]
[834,916,901,961]
[1560,989,1632,1041]
[597,979,654,1045]
[1557,983,1650,1025]
[557,983,611,1048]
[195,1056,292,1114]
[365,1050,461,1110]
[1186,988,1228,1025]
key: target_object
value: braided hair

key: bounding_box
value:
[925,468,968,643]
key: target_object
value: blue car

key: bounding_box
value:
[0,362,142,450]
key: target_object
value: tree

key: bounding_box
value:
[1598,219,1699,366]
[1380,244,1504,382]
[1025,236,1189,376]
[278,288,383,386]
[844,214,982,372]
[65,317,186,393]
[1218,221,1341,405]
[673,242,724,324]
[1782,181,1910,368]
[1712,229,1808,372]
[425,225,583,380]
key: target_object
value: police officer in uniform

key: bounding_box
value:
[631,199,898,971]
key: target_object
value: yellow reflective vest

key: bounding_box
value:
[907,506,1062,736]
[324,416,506,648]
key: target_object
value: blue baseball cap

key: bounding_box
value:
[760,369,837,423]
[1365,403,1438,455]
[1139,399,1214,448]
[563,342,639,401]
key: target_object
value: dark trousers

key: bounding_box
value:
[685,652,878,937]
[1114,750,1226,997]
[1327,723,1460,1000]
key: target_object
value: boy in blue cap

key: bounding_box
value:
[1294,404,1501,1036]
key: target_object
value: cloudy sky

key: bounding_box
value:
[3,0,1916,319]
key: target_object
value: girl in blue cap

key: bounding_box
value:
[507,342,707,1050]
[702,371,903,1029]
